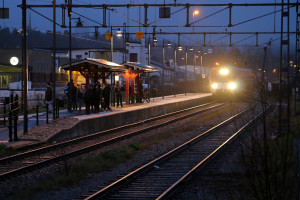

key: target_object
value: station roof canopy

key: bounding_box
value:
[122,62,158,73]
[61,58,127,72]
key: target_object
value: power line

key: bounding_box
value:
[233,6,293,27]
[191,7,228,26]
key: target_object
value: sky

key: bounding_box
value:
[1,0,298,47]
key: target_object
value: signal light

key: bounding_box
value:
[215,62,220,66]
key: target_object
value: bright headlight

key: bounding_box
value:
[211,83,218,89]
[219,68,229,76]
[228,82,237,90]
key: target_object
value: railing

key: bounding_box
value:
[0,95,62,142]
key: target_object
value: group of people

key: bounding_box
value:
[65,80,124,115]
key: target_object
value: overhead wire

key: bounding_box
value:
[71,10,103,26]
[107,7,146,26]
[29,8,61,26]
[148,7,186,25]
[209,34,228,45]
[232,34,256,45]
[233,5,293,27]
[191,7,228,26]
[258,33,295,46]
[181,34,202,46]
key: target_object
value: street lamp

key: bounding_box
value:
[68,17,83,81]
[110,27,122,62]
[192,10,199,30]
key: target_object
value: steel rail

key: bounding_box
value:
[83,105,255,200]
[0,102,224,181]
[157,106,270,200]
[0,102,215,164]
[20,3,299,8]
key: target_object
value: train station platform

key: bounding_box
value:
[2,93,211,149]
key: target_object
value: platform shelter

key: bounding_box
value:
[61,59,157,104]
[121,62,158,104]
[61,58,127,89]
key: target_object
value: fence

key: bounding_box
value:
[0,95,61,142]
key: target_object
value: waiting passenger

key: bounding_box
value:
[102,82,111,111]
[115,81,123,107]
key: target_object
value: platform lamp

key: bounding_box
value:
[189,47,196,81]
[68,17,83,81]
[192,10,199,31]
[110,27,122,62]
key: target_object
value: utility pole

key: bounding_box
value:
[148,39,150,92]
[162,40,165,99]
[185,47,187,95]
[52,0,56,119]
[68,0,72,81]
[174,45,176,97]
[22,0,28,134]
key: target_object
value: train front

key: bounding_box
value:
[210,67,238,95]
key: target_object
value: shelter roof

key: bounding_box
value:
[0,65,22,73]
[61,58,126,72]
[122,62,158,73]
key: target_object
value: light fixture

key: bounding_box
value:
[115,75,120,81]
[228,82,237,90]
[10,57,19,65]
[167,42,171,47]
[193,10,199,15]
[76,18,83,27]
[189,48,194,51]
[211,83,218,89]
[178,45,183,51]
[219,68,229,75]
[116,30,122,37]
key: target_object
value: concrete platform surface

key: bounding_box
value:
[2,93,211,148]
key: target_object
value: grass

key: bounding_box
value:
[236,114,300,200]
[8,142,144,200]
[7,105,237,199]
[0,144,17,158]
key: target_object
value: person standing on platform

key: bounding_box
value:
[77,84,84,115]
[115,81,123,107]
[72,84,78,111]
[102,82,111,111]
[94,84,101,113]
[66,79,75,113]
[84,86,93,114]
[45,82,53,111]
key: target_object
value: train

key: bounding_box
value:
[210,66,254,98]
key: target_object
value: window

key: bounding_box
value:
[76,55,82,60]
[129,53,138,62]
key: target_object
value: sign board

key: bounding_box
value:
[0,8,9,19]
[202,74,206,78]
[159,7,171,18]
[105,32,112,40]
[136,32,144,39]
[207,49,213,54]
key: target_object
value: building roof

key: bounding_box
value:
[61,58,127,72]
[122,62,158,73]
[0,65,22,73]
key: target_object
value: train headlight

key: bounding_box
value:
[219,68,229,76]
[211,83,218,89]
[228,82,237,90]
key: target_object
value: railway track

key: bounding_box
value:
[0,102,224,182]
[81,105,266,200]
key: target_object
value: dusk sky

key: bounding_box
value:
[1,0,298,47]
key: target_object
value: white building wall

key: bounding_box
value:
[70,49,95,60]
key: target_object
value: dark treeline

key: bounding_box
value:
[0,27,125,50]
